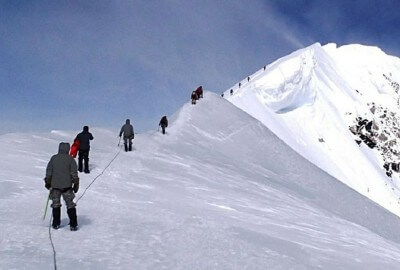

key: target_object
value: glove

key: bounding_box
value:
[72,177,80,193]
[44,177,51,190]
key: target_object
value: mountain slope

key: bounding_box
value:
[2,92,400,269]
[225,43,400,217]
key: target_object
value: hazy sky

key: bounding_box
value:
[1,0,399,134]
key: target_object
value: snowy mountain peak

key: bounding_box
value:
[4,91,400,268]
[224,43,400,217]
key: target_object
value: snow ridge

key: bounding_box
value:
[225,43,400,217]
[3,44,400,269]
[3,92,400,268]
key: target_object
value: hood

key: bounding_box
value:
[58,142,70,154]
[126,119,130,124]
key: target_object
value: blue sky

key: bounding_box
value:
[1,0,399,134]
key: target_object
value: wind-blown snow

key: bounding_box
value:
[225,43,400,217]
[2,92,400,269]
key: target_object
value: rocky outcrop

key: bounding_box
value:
[349,74,400,178]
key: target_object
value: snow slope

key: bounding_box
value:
[2,92,400,269]
[225,43,400,217]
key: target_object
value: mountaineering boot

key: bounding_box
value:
[67,207,78,231]
[129,143,132,151]
[52,207,61,229]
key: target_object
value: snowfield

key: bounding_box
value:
[2,92,400,269]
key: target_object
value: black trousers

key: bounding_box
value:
[78,149,90,172]
[123,138,133,152]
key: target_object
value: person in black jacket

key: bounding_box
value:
[75,126,94,173]
[159,116,168,135]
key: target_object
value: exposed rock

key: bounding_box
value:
[378,133,388,142]
[349,95,400,179]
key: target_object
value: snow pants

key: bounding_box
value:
[78,150,90,172]
[50,188,76,209]
[124,137,133,151]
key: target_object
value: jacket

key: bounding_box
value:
[159,116,168,127]
[75,130,94,151]
[195,86,203,97]
[46,143,78,189]
[191,92,198,100]
[119,119,134,139]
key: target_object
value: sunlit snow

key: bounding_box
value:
[226,43,400,217]
[2,44,400,269]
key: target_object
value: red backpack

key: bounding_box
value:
[70,139,80,158]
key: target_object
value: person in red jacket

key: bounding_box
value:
[195,86,203,99]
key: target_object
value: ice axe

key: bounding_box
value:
[43,192,50,220]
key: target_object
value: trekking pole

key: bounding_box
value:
[118,136,121,147]
[43,192,51,220]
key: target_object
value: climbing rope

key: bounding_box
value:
[48,146,123,270]
[48,216,58,270]
[76,146,122,203]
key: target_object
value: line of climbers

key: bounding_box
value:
[221,65,267,98]
[43,86,204,231]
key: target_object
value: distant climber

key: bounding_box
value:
[195,86,203,99]
[119,119,134,152]
[74,126,93,174]
[238,82,241,88]
[159,116,168,135]
[221,93,224,97]
[45,142,79,231]
[191,91,198,105]
[230,89,233,95]
[263,66,266,71]
[247,76,250,82]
